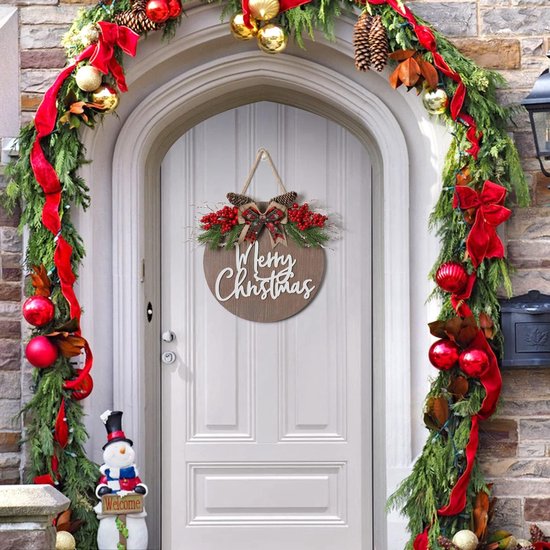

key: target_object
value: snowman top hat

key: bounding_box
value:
[101,410,133,450]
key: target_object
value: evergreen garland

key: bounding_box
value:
[0,0,530,548]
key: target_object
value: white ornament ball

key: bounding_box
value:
[78,24,99,47]
[56,531,76,550]
[452,530,479,550]
[75,65,102,92]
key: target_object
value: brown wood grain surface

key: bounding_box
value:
[204,231,325,322]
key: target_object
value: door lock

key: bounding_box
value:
[162,351,176,365]
[162,330,176,342]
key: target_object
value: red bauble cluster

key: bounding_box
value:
[22,295,55,327]
[145,0,182,23]
[435,261,468,294]
[288,203,328,231]
[200,206,239,234]
[428,339,459,370]
[25,336,58,368]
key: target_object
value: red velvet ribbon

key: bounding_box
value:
[90,22,140,92]
[30,23,139,404]
[453,180,511,268]
[54,399,69,449]
[535,544,550,550]
[242,0,312,28]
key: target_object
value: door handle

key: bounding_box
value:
[162,351,177,365]
[162,330,176,342]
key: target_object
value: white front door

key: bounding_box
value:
[161,101,373,550]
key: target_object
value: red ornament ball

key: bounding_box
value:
[22,295,55,327]
[435,262,468,294]
[459,348,489,378]
[429,339,460,370]
[25,336,58,368]
[167,0,182,18]
[145,0,170,23]
[72,373,94,401]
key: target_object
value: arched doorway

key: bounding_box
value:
[76,7,448,547]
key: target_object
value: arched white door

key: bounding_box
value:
[160,101,373,549]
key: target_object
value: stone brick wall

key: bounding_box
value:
[0,0,549,537]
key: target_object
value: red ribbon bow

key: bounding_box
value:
[240,204,287,245]
[453,180,511,268]
[242,0,312,28]
[90,21,140,92]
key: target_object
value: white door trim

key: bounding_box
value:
[76,6,448,547]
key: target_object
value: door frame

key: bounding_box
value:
[77,7,448,547]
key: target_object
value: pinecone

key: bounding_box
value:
[368,15,389,72]
[227,192,253,206]
[114,0,160,34]
[272,191,297,207]
[436,536,459,550]
[530,523,546,543]
[353,12,373,72]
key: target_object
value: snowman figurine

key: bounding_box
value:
[94,410,148,550]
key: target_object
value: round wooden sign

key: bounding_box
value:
[203,231,325,322]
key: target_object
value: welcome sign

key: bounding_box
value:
[204,231,325,322]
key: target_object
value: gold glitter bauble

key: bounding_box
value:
[75,65,103,92]
[230,13,258,40]
[56,531,76,550]
[91,85,119,113]
[422,88,449,115]
[451,530,478,550]
[248,0,280,21]
[78,24,99,47]
[257,23,288,54]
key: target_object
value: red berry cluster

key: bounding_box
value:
[288,203,328,231]
[200,206,239,233]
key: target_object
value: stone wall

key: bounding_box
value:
[0,0,549,538]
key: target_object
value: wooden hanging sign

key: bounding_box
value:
[204,231,325,322]
[199,148,329,322]
[101,493,144,515]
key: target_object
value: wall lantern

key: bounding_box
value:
[500,290,550,367]
[522,54,550,177]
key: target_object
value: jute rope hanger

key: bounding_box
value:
[241,148,288,195]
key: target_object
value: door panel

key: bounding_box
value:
[161,102,372,549]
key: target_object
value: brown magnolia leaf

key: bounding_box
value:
[57,522,71,532]
[55,334,86,358]
[31,265,51,297]
[417,57,438,90]
[57,510,71,526]
[398,57,421,87]
[68,519,84,534]
[456,166,472,187]
[389,66,401,89]
[425,396,449,430]
[389,49,416,61]
[428,320,447,339]
[479,312,495,339]
[444,316,464,339]
[69,101,87,114]
[448,375,469,400]
[474,490,490,540]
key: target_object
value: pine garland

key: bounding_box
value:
[0,0,531,548]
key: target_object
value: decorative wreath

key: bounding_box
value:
[1,0,530,548]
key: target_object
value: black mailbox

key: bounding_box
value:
[501,290,550,367]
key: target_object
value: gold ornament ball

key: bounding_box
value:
[422,88,449,115]
[91,85,120,113]
[78,23,99,47]
[248,0,280,21]
[451,530,479,550]
[56,531,76,550]
[75,65,103,93]
[230,13,258,40]
[257,24,288,54]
